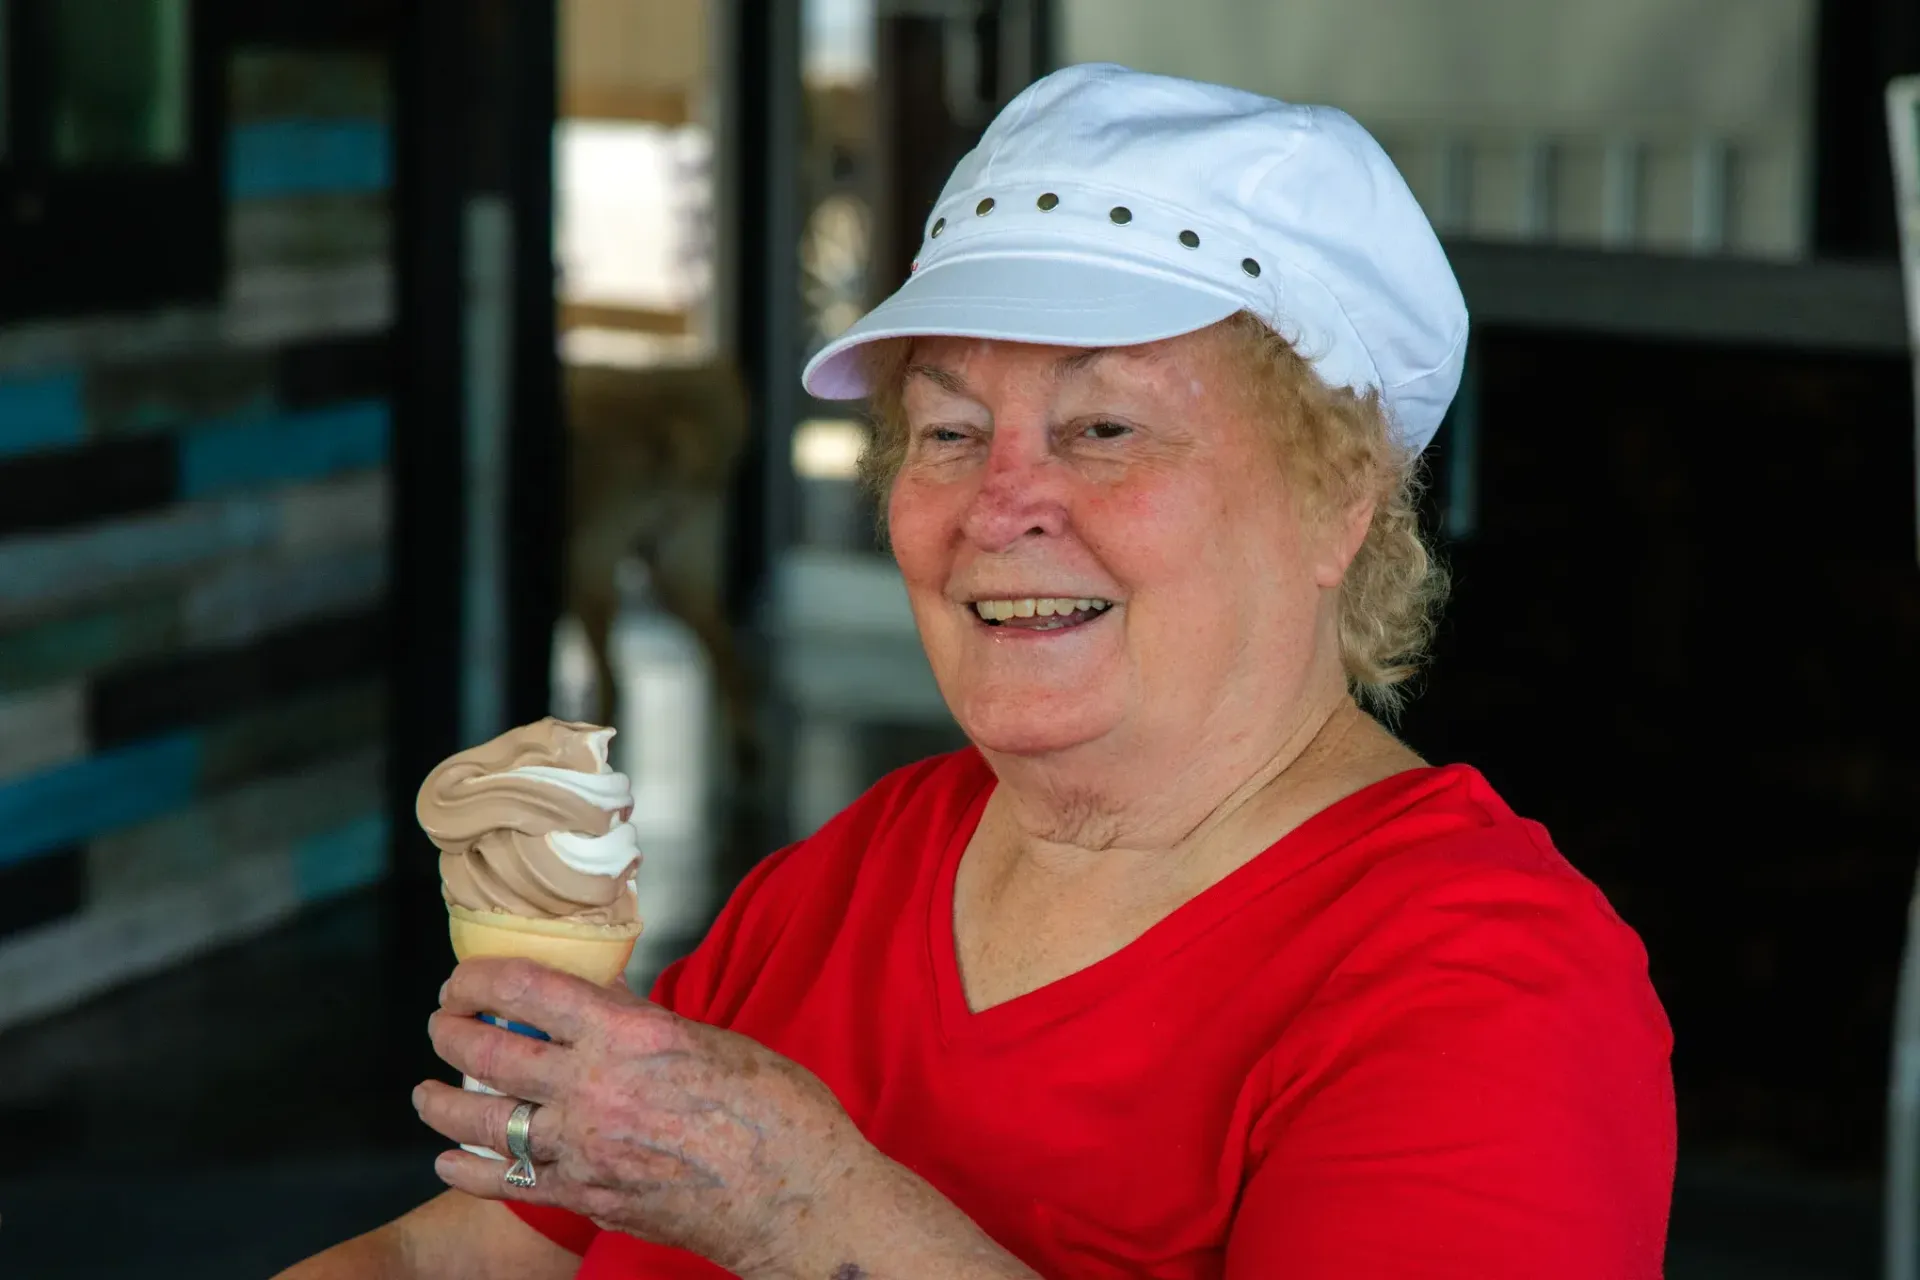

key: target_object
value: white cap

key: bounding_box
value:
[801,63,1469,452]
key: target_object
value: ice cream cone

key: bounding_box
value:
[421,719,647,1160]
[446,902,642,985]
[448,904,642,1157]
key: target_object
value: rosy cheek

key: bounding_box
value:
[1085,486,1156,521]
[1076,482,1184,567]
[887,486,954,575]
[887,482,923,536]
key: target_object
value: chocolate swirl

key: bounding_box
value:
[417,717,640,926]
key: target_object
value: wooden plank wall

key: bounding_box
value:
[0,47,395,1030]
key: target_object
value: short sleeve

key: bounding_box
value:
[648,841,802,1018]
[506,842,805,1255]
[1224,865,1676,1279]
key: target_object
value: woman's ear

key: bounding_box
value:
[1312,496,1376,589]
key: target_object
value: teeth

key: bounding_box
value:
[972,597,1112,622]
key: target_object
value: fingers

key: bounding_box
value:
[429,1007,570,1102]
[440,958,606,1045]
[431,1147,569,1207]
[413,1080,565,1162]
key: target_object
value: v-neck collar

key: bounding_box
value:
[924,761,1453,1047]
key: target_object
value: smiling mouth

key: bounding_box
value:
[971,596,1114,631]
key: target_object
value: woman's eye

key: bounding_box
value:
[1083,421,1132,441]
[924,427,968,444]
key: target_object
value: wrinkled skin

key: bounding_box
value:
[416,958,1036,1280]
[419,959,862,1271]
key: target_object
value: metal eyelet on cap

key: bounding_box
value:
[1179,230,1200,248]
[1242,257,1262,277]
[1109,206,1132,225]
[930,217,946,238]
[976,197,996,216]
[1037,192,1059,211]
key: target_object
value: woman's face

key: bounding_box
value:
[888,328,1367,762]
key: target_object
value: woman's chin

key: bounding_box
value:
[957,702,1118,760]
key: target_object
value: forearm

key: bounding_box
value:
[273,1191,578,1280]
[749,1153,1044,1280]
[273,1227,413,1280]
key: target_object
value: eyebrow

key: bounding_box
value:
[904,348,1115,397]
[903,363,971,396]
[1053,348,1110,377]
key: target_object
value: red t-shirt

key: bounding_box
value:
[511,751,1675,1277]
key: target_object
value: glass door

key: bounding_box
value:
[767,0,1051,839]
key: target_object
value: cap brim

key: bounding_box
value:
[801,254,1246,400]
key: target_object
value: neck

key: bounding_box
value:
[978,670,1402,874]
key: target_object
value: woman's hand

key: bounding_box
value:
[415,957,882,1278]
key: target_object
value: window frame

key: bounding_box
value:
[0,0,225,322]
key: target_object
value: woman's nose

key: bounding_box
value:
[961,452,1068,550]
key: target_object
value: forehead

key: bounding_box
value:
[904,329,1230,398]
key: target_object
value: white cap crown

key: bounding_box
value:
[803,63,1469,451]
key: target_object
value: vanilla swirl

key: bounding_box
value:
[416,718,641,926]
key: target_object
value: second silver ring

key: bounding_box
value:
[504,1100,539,1188]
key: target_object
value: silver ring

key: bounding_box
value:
[503,1100,538,1189]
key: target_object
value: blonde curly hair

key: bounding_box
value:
[855,311,1448,718]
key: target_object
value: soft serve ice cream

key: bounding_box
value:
[418,717,642,927]
[418,718,646,1156]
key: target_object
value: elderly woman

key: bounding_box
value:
[286,64,1673,1280]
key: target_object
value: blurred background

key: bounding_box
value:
[0,0,1916,1275]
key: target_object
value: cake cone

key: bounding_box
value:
[447,902,642,985]
[448,904,642,1157]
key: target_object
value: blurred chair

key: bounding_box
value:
[562,358,755,778]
